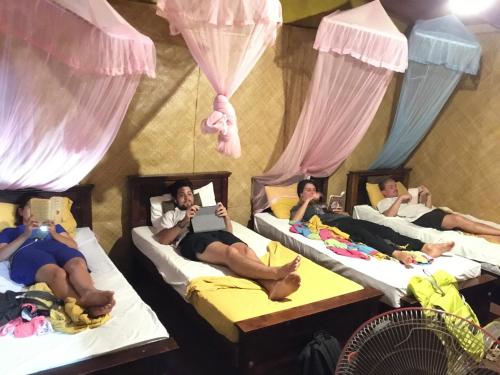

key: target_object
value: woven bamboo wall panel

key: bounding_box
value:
[406,33,500,223]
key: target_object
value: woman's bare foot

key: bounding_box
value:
[269,273,301,301]
[276,256,301,279]
[392,250,414,266]
[422,241,454,258]
[79,290,115,317]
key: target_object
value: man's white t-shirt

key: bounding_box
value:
[377,197,432,221]
[155,207,188,246]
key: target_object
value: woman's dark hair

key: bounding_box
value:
[15,194,42,224]
[297,179,319,196]
[168,179,194,197]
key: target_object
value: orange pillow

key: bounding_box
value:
[57,197,77,237]
[264,184,299,219]
[0,202,17,231]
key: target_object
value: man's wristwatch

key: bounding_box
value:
[177,221,187,229]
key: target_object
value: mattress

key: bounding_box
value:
[1,227,168,375]
[254,212,481,307]
[132,221,364,342]
[353,204,500,272]
[131,221,270,297]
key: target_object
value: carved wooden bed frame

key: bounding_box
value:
[0,184,178,375]
[128,171,383,374]
[344,169,497,323]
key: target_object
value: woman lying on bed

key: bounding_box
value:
[0,195,115,317]
[157,179,301,301]
[291,180,454,266]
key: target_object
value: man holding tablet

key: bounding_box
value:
[157,179,301,301]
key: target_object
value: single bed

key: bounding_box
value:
[346,169,500,274]
[253,173,496,323]
[128,172,383,374]
[0,185,177,375]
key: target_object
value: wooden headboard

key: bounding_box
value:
[345,168,411,214]
[0,184,94,228]
[128,172,231,229]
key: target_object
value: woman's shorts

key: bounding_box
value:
[10,241,86,285]
[179,231,243,261]
[412,209,449,230]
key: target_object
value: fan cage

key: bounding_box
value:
[336,307,500,375]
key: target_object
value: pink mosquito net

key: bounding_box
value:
[157,0,282,158]
[252,0,408,212]
[0,0,155,191]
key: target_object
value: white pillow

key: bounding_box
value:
[149,182,217,228]
[195,182,217,207]
[150,194,172,228]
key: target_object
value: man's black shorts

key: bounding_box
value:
[179,231,242,261]
[412,208,449,230]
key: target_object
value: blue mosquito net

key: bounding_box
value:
[370,15,481,169]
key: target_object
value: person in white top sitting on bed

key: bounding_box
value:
[0,195,115,317]
[378,177,500,236]
[157,179,301,301]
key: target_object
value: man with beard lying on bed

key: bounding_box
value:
[157,179,301,301]
[291,180,454,266]
[378,177,500,237]
[0,195,115,317]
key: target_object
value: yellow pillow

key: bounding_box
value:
[56,197,77,237]
[366,182,408,208]
[270,197,300,219]
[0,202,17,231]
[264,184,299,218]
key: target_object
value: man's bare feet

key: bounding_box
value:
[392,250,414,266]
[422,241,454,258]
[269,272,301,301]
[276,256,301,279]
[79,289,115,317]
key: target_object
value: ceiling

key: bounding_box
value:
[381,0,500,28]
[133,0,500,29]
[286,0,500,30]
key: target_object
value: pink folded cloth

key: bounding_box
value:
[327,246,370,260]
[319,228,333,240]
[0,316,51,338]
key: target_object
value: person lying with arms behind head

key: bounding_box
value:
[157,179,301,301]
[291,180,454,266]
[0,195,115,317]
[378,177,500,236]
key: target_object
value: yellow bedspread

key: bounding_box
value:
[186,241,363,343]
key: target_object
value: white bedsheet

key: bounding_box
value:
[353,204,500,271]
[254,212,481,308]
[0,227,168,375]
[132,221,272,297]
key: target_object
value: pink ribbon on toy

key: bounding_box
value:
[201,94,241,158]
